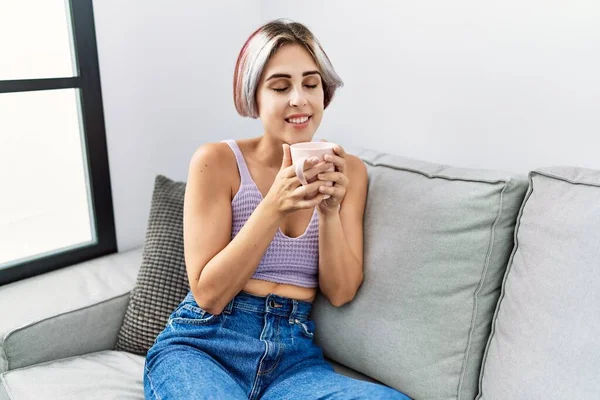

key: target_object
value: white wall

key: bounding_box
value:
[260,0,600,172]
[94,0,600,251]
[93,1,262,251]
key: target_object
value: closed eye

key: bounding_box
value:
[272,84,319,93]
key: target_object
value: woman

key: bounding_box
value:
[144,18,412,400]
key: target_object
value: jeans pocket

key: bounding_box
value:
[169,302,220,326]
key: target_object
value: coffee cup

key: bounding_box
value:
[290,141,336,199]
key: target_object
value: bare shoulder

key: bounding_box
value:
[188,141,236,189]
[346,153,367,173]
[345,153,368,191]
[189,141,234,171]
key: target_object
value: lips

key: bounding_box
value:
[285,115,311,129]
[285,115,312,124]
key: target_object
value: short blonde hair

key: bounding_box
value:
[233,18,344,119]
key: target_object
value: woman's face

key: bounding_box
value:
[256,44,324,144]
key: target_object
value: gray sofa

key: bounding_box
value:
[1,146,598,399]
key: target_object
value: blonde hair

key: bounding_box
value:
[233,18,344,119]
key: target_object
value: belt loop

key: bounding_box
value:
[223,296,235,314]
[289,300,298,324]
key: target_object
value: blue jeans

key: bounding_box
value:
[144,290,411,399]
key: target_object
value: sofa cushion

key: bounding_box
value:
[0,247,142,374]
[0,351,375,400]
[477,167,600,399]
[115,175,190,355]
[311,147,529,400]
[0,350,144,400]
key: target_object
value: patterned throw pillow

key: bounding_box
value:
[114,175,190,355]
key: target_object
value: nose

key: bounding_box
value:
[289,86,307,107]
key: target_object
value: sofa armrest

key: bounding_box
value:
[0,247,143,373]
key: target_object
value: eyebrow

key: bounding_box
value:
[265,70,321,81]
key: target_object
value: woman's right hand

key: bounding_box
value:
[265,143,334,216]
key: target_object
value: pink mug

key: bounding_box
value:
[290,142,336,199]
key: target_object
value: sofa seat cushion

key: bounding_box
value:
[0,350,144,400]
[0,351,375,400]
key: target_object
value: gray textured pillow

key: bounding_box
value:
[114,175,189,355]
[477,167,600,399]
[311,147,529,400]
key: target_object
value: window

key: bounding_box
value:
[0,0,116,286]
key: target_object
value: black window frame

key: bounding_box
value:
[0,0,117,286]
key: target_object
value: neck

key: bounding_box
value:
[254,135,285,170]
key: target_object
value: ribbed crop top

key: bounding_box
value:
[221,139,319,288]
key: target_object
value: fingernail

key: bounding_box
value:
[323,195,331,199]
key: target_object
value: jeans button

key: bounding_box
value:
[269,300,282,308]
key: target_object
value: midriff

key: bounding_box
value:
[242,279,317,303]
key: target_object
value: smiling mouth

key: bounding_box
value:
[285,115,311,124]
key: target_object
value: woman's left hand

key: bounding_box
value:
[316,139,349,215]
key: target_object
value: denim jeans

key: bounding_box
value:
[144,290,412,400]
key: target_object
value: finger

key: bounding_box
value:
[318,185,339,197]
[304,156,321,170]
[297,193,329,208]
[281,144,292,169]
[332,144,346,157]
[293,179,326,197]
[302,161,335,181]
[283,156,320,179]
[323,153,346,174]
[316,172,347,185]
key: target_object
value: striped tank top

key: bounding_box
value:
[221,139,319,288]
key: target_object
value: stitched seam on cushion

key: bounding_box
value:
[361,158,517,185]
[456,180,509,400]
[1,373,15,400]
[0,350,116,374]
[473,172,535,399]
[3,291,131,370]
[533,170,600,188]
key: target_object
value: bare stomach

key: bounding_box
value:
[242,279,318,303]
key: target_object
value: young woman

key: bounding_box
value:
[144,18,412,400]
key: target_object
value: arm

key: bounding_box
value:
[317,154,368,306]
[183,143,283,315]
